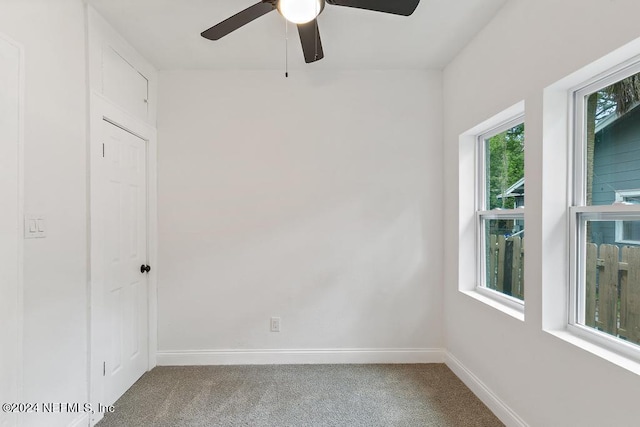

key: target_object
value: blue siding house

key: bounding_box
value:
[591,104,640,246]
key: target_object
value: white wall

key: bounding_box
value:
[444,0,640,425]
[0,33,22,427]
[157,70,444,363]
[0,1,88,426]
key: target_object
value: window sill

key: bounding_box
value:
[545,327,640,376]
[460,288,525,322]
[615,240,640,246]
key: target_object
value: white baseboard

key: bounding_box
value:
[68,413,89,427]
[445,352,528,427]
[157,348,444,366]
[89,412,103,427]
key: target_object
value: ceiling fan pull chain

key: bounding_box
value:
[315,2,319,60]
[285,18,289,78]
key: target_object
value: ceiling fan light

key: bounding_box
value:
[278,0,322,24]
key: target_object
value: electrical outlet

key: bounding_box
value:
[270,317,281,332]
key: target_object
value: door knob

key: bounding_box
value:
[140,264,151,273]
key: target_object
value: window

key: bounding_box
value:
[571,61,640,356]
[615,190,640,244]
[476,118,525,304]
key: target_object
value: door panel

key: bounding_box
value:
[102,120,148,406]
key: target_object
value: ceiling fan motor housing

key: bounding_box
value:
[276,0,326,24]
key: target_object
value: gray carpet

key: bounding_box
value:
[96,364,503,427]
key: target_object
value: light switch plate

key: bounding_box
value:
[24,215,46,239]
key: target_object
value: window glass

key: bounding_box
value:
[483,218,525,300]
[580,218,640,346]
[484,124,525,210]
[622,220,640,243]
[574,66,640,352]
[585,71,640,207]
[478,121,525,303]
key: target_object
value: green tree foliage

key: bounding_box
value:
[486,123,525,209]
[591,74,640,127]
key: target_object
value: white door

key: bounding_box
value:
[102,119,148,406]
[0,35,21,427]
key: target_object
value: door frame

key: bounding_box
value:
[0,32,24,427]
[89,92,157,426]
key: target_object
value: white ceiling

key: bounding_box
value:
[87,0,507,70]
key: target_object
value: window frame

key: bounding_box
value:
[475,115,526,309]
[569,58,640,362]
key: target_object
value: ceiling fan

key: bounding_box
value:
[201,0,420,64]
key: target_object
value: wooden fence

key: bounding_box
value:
[586,243,640,345]
[487,239,640,345]
[487,234,524,300]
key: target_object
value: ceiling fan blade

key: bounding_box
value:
[297,20,324,63]
[326,0,419,16]
[201,2,275,40]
